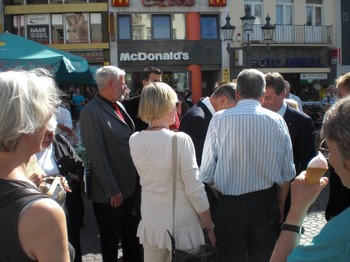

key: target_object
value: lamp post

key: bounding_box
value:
[221,6,276,72]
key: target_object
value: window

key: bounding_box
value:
[306,0,322,25]
[90,13,102,43]
[201,15,218,39]
[244,0,263,24]
[51,14,63,44]
[153,15,170,39]
[172,14,185,40]
[276,0,293,25]
[118,15,131,40]
[118,13,185,40]
[132,14,150,40]
[12,15,25,36]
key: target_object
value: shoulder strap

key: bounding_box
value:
[0,187,46,209]
[171,134,177,236]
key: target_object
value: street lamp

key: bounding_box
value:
[261,15,276,50]
[221,6,276,54]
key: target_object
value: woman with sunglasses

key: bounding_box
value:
[271,96,350,261]
[129,82,216,262]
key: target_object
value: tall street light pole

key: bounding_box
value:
[221,6,276,78]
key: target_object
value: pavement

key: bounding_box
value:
[80,178,330,261]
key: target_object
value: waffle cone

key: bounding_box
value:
[305,167,328,184]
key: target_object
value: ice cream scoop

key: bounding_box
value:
[305,151,328,184]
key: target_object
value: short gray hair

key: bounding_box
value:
[237,69,266,99]
[95,66,126,90]
[0,68,61,151]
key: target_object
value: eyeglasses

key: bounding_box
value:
[319,139,330,159]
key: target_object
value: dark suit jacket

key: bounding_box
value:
[80,96,137,203]
[123,95,148,131]
[283,105,317,175]
[179,100,212,167]
[52,134,84,229]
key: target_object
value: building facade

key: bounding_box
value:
[225,0,336,102]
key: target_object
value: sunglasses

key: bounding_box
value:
[319,139,330,159]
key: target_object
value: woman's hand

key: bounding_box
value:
[60,176,72,193]
[28,173,46,186]
[207,230,217,247]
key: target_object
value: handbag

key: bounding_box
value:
[167,134,218,262]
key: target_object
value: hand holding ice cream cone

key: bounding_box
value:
[305,151,328,184]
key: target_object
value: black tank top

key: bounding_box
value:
[0,179,47,262]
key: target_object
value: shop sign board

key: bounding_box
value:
[300,73,328,80]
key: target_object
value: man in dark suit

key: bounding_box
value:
[80,66,142,262]
[123,66,162,131]
[179,82,237,222]
[263,72,317,219]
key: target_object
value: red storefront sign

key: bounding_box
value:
[111,0,129,7]
[209,0,226,6]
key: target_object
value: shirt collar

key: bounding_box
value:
[276,101,287,116]
[202,97,215,115]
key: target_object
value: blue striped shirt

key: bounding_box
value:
[199,99,295,195]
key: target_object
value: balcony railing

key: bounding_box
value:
[242,24,333,45]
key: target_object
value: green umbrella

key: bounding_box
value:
[0,32,95,85]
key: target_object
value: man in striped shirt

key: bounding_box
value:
[200,69,295,262]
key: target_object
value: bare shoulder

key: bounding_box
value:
[18,198,70,262]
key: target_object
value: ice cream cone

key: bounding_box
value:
[305,167,328,184]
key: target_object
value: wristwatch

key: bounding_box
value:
[281,223,305,235]
[206,224,215,232]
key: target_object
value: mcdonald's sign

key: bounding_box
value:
[209,0,226,6]
[112,0,129,7]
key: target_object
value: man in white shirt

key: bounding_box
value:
[56,106,76,144]
[200,69,295,262]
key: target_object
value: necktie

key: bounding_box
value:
[113,103,125,121]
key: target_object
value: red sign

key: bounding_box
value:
[209,0,226,6]
[141,0,195,7]
[112,0,129,7]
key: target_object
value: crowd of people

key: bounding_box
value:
[1,66,350,262]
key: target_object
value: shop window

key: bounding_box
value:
[26,14,50,44]
[118,15,131,40]
[65,13,89,43]
[152,15,171,39]
[90,13,102,43]
[12,15,25,37]
[26,0,48,3]
[52,14,63,44]
[201,15,218,39]
[9,0,24,5]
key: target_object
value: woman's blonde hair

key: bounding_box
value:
[0,68,61,151]
[138,82,178,123]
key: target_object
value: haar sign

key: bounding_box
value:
[120,52,189,62]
